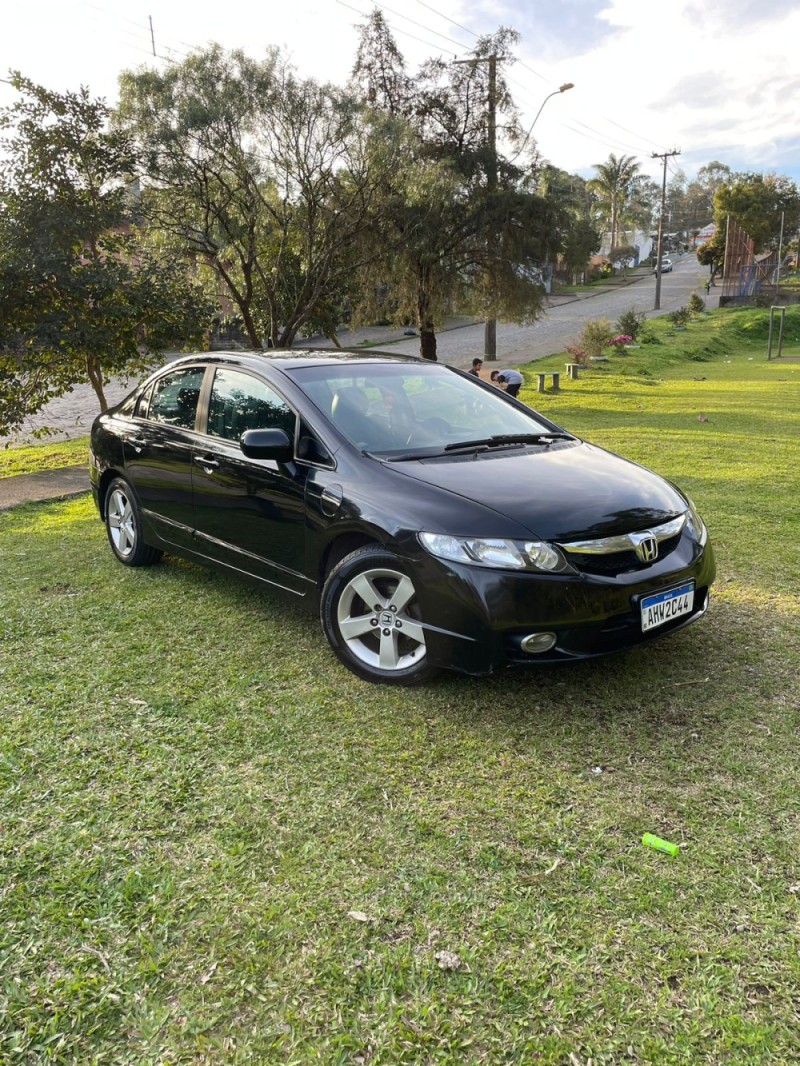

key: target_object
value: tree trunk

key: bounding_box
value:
[419,327,437,361]
[417,281,437,361]
[213,259,261,348]
[86,354,109,412]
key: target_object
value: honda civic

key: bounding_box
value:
[90,350,715,685]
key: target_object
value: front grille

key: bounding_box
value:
[566,533,681,576]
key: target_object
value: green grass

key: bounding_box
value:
[555,268,651,294]
[1,305,799,1063]
[0,436,90,478]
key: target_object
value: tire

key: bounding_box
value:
[104,478,163,567]
[321,546,439,686]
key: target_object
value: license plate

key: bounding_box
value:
[640,582,695,632]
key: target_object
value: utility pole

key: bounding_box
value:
[652,148,680,310]
[776,209,785,293]
[485,54,497,359]
[454,55,498,358]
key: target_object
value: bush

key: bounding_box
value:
[565,345,589,366]
[577,317,616,358]
[610,334,634,351]
[688,293,705,316]
[616,307,646,339]
[667,306,691,327]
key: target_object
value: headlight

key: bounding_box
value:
[684,498,707,542]
[419,532,570,573]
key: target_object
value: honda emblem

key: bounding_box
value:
[631,532,659,563]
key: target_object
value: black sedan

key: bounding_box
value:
[89,350,715,685]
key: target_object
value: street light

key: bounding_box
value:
[483,82,574,358]
[509,82,574,165]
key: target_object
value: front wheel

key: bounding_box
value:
[321,546,439,686]
[104,478,163,567]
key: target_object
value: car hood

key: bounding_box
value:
[389,441,687,542]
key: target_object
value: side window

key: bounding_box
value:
[135,382,154,419]
[297,418,333,466]
[148,367,206,430]
[207,368,296,444]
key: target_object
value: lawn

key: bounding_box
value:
[0,436,90,479]
[1,306,799,1064]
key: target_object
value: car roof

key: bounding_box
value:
[166,348,424,374]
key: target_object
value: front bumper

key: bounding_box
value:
[407,534,716,676]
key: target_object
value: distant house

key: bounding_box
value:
[599,228,654,265]
[693,223,716,247]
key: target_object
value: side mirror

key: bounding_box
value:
[240,427,293,462]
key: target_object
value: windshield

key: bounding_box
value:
[286,362,567,457]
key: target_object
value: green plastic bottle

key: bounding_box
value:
[642,833,680,857]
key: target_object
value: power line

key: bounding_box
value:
[514,59,550,86]
[335,0,460,57]
[607,116,668,152]
[557,121,652,160]
[349,0,468,51]
[413,0,478,39]
[81,4,191,61]
[82,1,152,32]
[564,116,647,155]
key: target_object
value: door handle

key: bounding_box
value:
[130,436,147,453]
[194,454,220,469]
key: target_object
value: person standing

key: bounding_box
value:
[468,357,483,376]
[490,368,523,398]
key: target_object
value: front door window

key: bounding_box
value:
[207,368,296,442]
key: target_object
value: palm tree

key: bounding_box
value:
[587,153,641,252]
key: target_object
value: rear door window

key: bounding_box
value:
[147,367,206,430]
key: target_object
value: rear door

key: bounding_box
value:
[122,364,207,549]
[190,367,312,595]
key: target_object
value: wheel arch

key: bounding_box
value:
[318,531,385,589]
[97,468,126,519]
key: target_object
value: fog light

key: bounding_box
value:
[520,632,557,654]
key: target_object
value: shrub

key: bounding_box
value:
[667,306,691,327]
[616,307,646,339]
[688,293,705,316]
[610,334,634,349]
[577,317,616,358]
[639,328,660,345]
[565,344,589,366]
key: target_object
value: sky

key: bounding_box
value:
[3,0,800,188]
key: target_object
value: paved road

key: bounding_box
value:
[389,254,711,367]
[3,255,711,445]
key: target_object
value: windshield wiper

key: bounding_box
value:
[444,432,572,453]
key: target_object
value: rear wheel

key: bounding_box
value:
[321,546,439,686]
[104,478,163,567]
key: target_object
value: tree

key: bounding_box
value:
[0,75,211,435]
[697,169,800,275]
[537,167,599,282]
[713,171,800,251]
[696,161,732,200]
[350,17,562,359]
[351,9,413,116]
[117,46,391,350]
[609,243,636,275]
[587,153,642,251]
